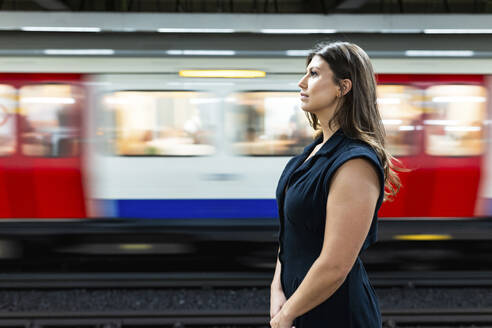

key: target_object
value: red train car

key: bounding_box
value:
[0,74,86,218]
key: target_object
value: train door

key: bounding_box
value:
[220,82,311,220]
[0,74,86,218]
[0,83,17,217]
[87,74,232,219]
[374,83,425,218]
[422,81,486,217]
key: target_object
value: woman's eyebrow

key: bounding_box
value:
[306,66,320,71]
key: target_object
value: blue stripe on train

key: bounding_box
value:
[116,199,279,219]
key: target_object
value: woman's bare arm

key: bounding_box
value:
[271,251,283,291]
[278,158,381,321]
[270,247,287,319]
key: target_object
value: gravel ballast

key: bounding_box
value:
[1,287,492,312]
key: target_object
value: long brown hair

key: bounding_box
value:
[305,41,405,202]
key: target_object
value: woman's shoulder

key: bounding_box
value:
[347,139,377,155]
[327,137,384,177]
[339,137,379,160]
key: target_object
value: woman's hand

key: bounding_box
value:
[269,307,295,328]
[270,286,287,319]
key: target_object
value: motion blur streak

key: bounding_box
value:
[0,65,491,221]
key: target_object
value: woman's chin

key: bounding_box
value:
[300,105,314,113]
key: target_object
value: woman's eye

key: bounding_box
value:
[310,71,317,76]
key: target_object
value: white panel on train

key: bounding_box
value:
[85,73,304,218]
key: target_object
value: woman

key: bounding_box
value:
[269,41,402,328]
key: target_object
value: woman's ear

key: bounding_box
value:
[341,79,352,96]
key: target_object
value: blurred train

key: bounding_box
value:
[1,57,491,226]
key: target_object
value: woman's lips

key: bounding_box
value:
[300,93,309,100]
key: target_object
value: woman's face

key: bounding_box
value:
[298,55,340,114]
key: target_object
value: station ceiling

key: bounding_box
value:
[0,0,490,14]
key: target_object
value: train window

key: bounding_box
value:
[377,85,423,157]
[19,84,82,157]
[424,85,486,156]
[226,92,312,156]
[0,85,16,156]
[103,91,216,156]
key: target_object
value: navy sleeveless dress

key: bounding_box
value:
[275,128,384,327]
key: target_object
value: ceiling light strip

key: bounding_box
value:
[405,50,474,57]
[44,49,115,55]
[158,28,235,33]
[167,50,236,56]
[260,29,337,34]
[179,70,266,78]
[22,26,101,32]
[424,29,492,34]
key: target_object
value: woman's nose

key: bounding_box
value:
[298,75,307,89]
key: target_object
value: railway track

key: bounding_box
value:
[382,308,492,327]
[1,271,490,327]
[0,309,491,327]
[1,271,492,289]
[370,270,492,288]
[0,272,271,289]
[0,310,268,327]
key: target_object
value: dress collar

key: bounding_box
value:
[302,128,344,157]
